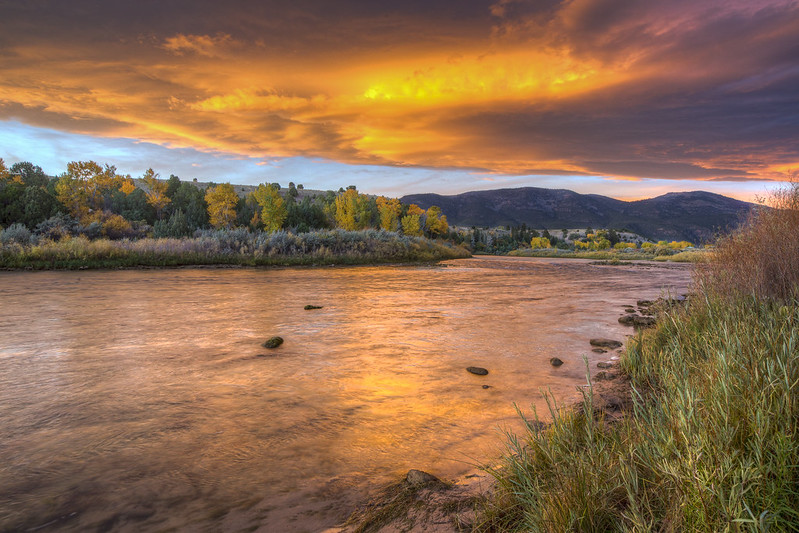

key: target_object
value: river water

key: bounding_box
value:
[0,257,691,532]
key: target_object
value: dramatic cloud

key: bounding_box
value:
[1,0,797,189]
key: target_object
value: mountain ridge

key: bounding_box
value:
[400,187,755,242]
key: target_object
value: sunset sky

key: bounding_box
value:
[1,0,797,200]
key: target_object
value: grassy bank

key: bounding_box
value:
[508,248,710,263]
[480,185,799,531]
[0,228,470,270]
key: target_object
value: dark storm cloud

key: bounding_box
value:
[1,0,797,182]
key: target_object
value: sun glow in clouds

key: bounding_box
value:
[1,0,797,198]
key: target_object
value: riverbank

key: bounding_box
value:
[340,185,798,532]
[0,229,470,270]
[339,291,798,531]
[508,248,708,263]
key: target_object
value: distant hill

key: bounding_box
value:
[401,188,755,242]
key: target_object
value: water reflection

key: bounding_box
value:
[0,257,691,531]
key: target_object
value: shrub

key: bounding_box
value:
[698,182,799,302]
[35,214,80,241]
[102,214,135,239]
[0,223,33,244]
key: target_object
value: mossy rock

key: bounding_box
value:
[304,305,323,310]
[262,336,284,349]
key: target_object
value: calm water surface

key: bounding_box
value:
[0,257,691,531]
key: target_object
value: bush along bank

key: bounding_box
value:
[479,184,799,532]
[0,228,470,270]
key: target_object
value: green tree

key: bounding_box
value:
[22,186,60,228]
[153,209,191,238]
[285,196,329,232]
[172,182,208,229]
[165,174,181,199]
[252,183,287,232]
[205,183,238,228]
[10,161,49,188]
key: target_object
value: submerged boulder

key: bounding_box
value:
[550,357,564,367]
[262,336,284,349]
[466,366,489,376]
[304,305,323,310]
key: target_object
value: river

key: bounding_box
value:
[0,257,692,532]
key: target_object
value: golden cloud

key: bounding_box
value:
[1,0,797,184]
[162,33,236,57]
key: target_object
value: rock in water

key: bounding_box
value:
[550,357,564,367]
[590,338,623,349]
[304,305,323,310]
[405,469,443,487]
[466,366,489,376]
[618,315,636,326]
[262,336,284,349]
[597,361,613,369]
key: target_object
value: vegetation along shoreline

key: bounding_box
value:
[340,183,799,532]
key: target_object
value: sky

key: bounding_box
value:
[1,0,797,201]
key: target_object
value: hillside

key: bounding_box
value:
[401,188,754,242]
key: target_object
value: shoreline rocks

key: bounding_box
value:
[589,338,623,349]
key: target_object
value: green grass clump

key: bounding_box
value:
[481,183,799,532]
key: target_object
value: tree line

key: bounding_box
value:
[0,159,449,240]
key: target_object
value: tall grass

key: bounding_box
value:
[480,183,799,532]
[0,229,469,269]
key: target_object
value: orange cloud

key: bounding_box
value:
[162,33,236,57]
[1,0,797,186]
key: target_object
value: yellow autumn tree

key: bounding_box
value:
[376,196,402,231]
[425,205,448,237]
[251,183,287,232]
[55,161,126,222]
[0,158,9,181]
[335,188,371,230]
[205,183,238,229]
[401,204,425,236]
[530,236,551,248]
[142,168,171,220]
[120,179,136,195]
